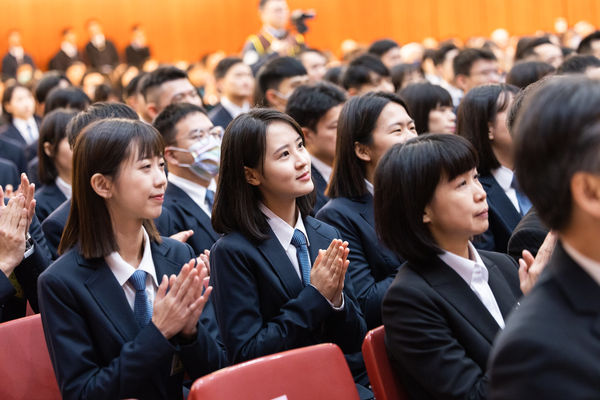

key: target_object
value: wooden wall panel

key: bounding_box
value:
[0,0,598,70]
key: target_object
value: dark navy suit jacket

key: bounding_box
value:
[316,194,402,328]
[0,135,27,174]
[474,174,522,254]
[489,243,600,399]
[208,103,234,130]
[0,157,19,188]
[311,165,329,215]
[383,251,521,400]
[160,183,220,256]
[210,216,367,366]
[0,116,41,161]
[38,237,227,400]
[35,183,67,223]
[41,199,70,260]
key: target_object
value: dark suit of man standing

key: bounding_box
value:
[488,76,600,399]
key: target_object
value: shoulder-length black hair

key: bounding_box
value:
[374,134,478,264]
[327,91,410,198]
[2,83,32,123]
[38,108,78,185]
[212,108,314,243]
[59,118,164,258]
[456,83,519,175]
[399,82,453,134]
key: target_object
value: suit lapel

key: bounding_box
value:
[415,257,502,343]
[83,256,140,342]
[479,175,521,230]
[304,217,335,262]
[481,254,519,319]
[257,228,304,298]
[167,183,219,241]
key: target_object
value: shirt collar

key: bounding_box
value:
[105,227,158,287]
[311,156,332,183]
[259,203,310,249]
[12,117,36,130]
[220,96,250,119]
[562,241,600,287]
[365,179,374,196]
[439,242,488,285]
[491,165,514,192]
[55,176,72,199]
[168,173,216,210]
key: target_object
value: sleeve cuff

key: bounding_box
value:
[310,284,345,311]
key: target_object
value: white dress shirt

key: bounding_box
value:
[260,203,344,310]
[105,228,159,311]
[12,117,39,145]
[220,96,250,120]
[167,173,216,217]
[439,242,505,328]
[563,242,600,287]
[311,156,332,183]
[55,176,72,199]
[491,165,520,213]
[365,179,374,196]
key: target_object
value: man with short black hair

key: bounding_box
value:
[341,54,394,96]
[208,57,254,129]
[577,30,600,58]
[368,39,402,70]
[255,56,308,111]
[141,66,202,121]
[285,82,347,213]
[432,43,462,107]
[514,36,563,68]
[453,48,500,95]
[298,48,328,83]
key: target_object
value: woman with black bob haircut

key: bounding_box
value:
[34,108,77,222]
[315,92,415,329]
[210,108,370,393]
[457,83,522,253]
[399,82,456,134]
[38,118,220,399]
[376,134,525,400]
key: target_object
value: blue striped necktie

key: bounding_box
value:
[205,189,215,211]
[511,175,532,216]
[129,270,152,327]
[290,229,311,286]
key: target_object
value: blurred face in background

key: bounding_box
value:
[260,0,290,30]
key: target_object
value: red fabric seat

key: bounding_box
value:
[189,343,359,400]
[362,326,409,400]
[0,314,60,400]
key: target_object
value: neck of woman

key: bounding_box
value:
[111,214,145,267]
[264,197,298,227]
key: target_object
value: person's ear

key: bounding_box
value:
[488,122,495,140]
[423,204,432,224]
[454,74,468,92]
[146,103,158,121]
[265,88,282,109]
[43,142,53,158]
[302,127,316,147]
[244,166,261,186]
[347,87,358,97]
[215,78,224,94]
[164,148,179,166]
[570,172,600,218]
[90,173,113,199]
[354,141,371,163]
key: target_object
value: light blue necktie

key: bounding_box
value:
[205,189,215,211]
[290,229,311,286]
[511,175,532,216]
[129,270,152,328]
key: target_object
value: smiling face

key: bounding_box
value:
[106,145,167,222]
[249,121,313,208]
[424,168,489,250]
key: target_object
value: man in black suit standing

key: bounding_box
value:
[125,25,151,69]
[48,28,81,72]
[1,30,35,81]
[489,75,600,398]
[208,57,253,130]
[84,20,119,74]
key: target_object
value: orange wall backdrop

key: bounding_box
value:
[0,0,599,69]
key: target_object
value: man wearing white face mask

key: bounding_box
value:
[153,103,222,257]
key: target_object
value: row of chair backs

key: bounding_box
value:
[0,314,61,400]
[0,313,406,400]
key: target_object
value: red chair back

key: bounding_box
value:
[362,326,409,400]
[189,343,360,400]
[0,314,61,400]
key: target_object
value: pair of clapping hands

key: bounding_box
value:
[152,250,212,340]
[311,239,349,308]
[0,174,36,278]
